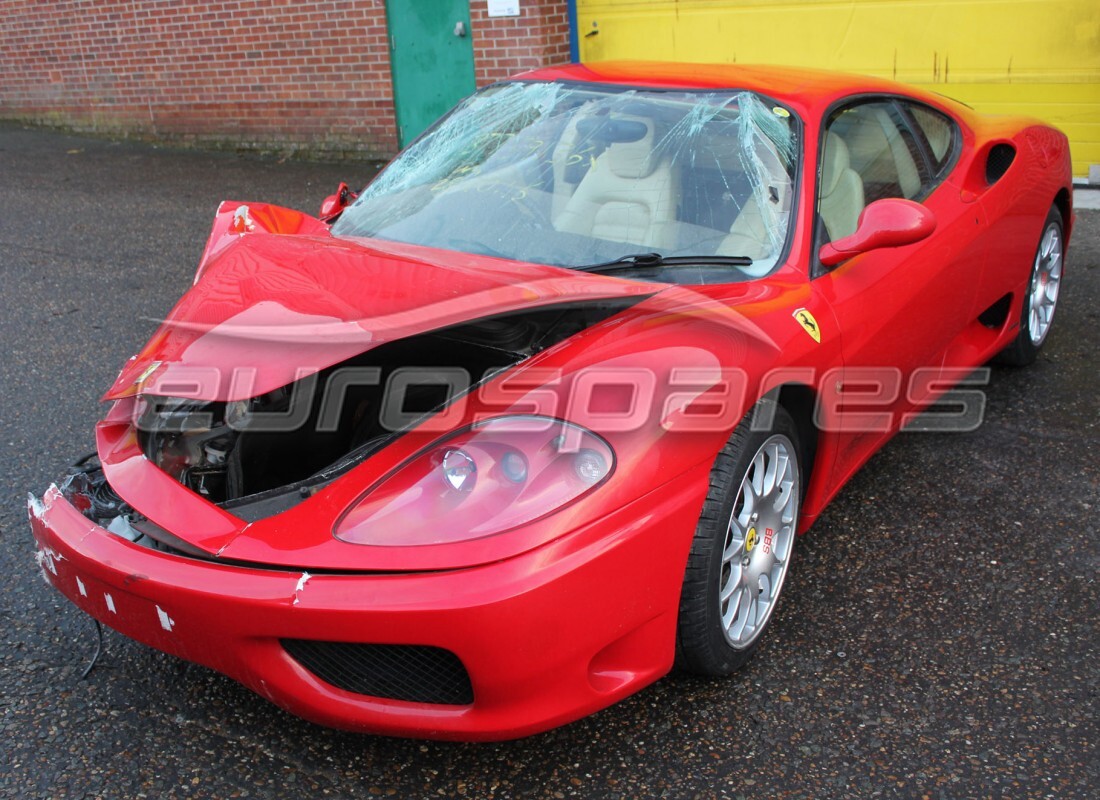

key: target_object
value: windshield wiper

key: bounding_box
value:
[575,252,753,273]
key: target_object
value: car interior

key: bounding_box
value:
[340,88,799,278]
[553,113,682,250]
[546,104,794,271]
[817,132,865,241]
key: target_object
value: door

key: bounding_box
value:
[386,0,476,148]
[814,98,982,462]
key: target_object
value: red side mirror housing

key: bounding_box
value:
[819,198,936,267]
[319,182,358,224]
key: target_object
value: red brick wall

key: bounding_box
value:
[0,0,398,158]
[0,1,572,158]
[470,1,572,87]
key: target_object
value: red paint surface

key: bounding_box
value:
[29,63,1073,739]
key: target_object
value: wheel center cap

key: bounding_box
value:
[745,526,758,553]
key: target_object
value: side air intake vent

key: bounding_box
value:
[978,293,1012,329]
[986,144,1016,185]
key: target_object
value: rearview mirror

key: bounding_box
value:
[819,198,936,267]
[319,182,358,223]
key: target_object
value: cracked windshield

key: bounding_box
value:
[332,81,799,282]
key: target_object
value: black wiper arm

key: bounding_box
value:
[575,252,753,273]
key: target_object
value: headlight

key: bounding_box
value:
[334,416,615,546]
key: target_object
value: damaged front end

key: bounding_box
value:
[54,298,643,560]
[37,164,666,564]
[25,70,801,739]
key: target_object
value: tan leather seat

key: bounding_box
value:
[819,132,864,242]
[837,106,921,199]
[550,105,591,224]
[716,133,794,274]
[914,107,952,163]
[720,201,773,262]
[554,115,679,250]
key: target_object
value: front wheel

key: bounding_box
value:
[997,205,1064,366]
[676,402,802,676]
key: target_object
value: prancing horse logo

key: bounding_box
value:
[793,308,821,343]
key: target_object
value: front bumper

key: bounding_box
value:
[27,466,707,740]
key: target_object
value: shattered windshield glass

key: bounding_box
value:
[332,81,799,282]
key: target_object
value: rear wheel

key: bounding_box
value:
[676,402,802,675]
[997,205,1064,366]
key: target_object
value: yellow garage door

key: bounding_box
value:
[577,0,1100,179]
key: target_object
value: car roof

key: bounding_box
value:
[515,61,966,122]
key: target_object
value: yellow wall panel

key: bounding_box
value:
[577,0,1100,177]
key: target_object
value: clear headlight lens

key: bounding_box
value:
[334,416,615,546]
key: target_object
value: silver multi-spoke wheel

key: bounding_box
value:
[718,434,799,650]
[1027,221,1062,345]
[677,401,803,676]
[996,206,1066,367]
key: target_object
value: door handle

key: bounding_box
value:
[454,21,467,37]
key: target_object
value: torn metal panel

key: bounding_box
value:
[156,605,175,631]
[292,572,311,606]
[34,547,57,578]
[26,491,47,521]
[104,227,656,404]
[112,301,642,524]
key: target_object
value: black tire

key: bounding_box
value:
[996,204,1064,367]
[676,400,802,676]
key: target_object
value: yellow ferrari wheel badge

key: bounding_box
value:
[793,308,821,343]
[745,526,758,552]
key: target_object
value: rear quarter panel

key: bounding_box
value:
[945,113,1073,318]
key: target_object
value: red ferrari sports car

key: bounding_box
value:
[29,62,1072,740]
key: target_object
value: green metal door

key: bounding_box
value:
[386,0,476,148]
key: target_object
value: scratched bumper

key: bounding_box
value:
[27,472,703,740]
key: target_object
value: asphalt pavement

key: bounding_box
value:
[1,122,1096,799]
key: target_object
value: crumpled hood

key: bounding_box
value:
[106,209,659,403]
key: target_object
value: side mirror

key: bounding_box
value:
[319,182,358,223]
[819,198,936,267]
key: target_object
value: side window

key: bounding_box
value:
[905,103,958,176]
[827,102,928,205]
[816,99,940,254]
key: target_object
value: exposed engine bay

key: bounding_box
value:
[67,300,640,528]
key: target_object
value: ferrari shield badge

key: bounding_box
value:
[793,308,821,343]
